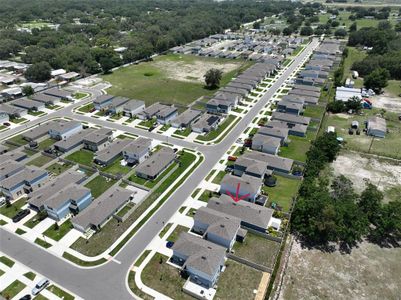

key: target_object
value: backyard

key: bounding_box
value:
[279,136,311,162]
[101,158,131,175]
[84,175,117,198]
[27,155,54,167]
[262,176,301,212]
[103,53,253,106]
[232,233,281,268]
[46,162,73,175]
[65,150,94,166]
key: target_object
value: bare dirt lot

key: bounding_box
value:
[331,151,401,202]
[371,94,401,113]
[152,59,241,83]
[278,238,401,300]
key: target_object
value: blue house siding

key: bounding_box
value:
[46,201,71,220]
[75,193,92,211]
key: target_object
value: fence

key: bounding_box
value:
[227,253,273,273]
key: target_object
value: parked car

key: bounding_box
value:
[19,295,31,300]
[0,196,6,207]
[89,108,96,113]
[227,156,237,161]
[166,241,174,248]
[12,209,30,223]
[3,122,10,127]
[32,278,50,295]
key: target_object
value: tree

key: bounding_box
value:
[253,21,261,29]
[54,222,59,230]
[22,85,34,96]
[364,67,390,93]
[345,96,362,112]
[25,61,51,82]
[204,68,223,89]
[349,22,357,32]
[358,183,383,223]
[334,28,347,37]
[300,26,314,36]
[327,100,345,113]
[99,56,114,74]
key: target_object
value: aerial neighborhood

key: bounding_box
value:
[0,1,400,300]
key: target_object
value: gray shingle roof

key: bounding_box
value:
[271,112,311,126]
[44,184,90,210]
[135,147,176,178]
[220,173,262,196]
[1,166,47,190]
[244,151,294,172]
[171,109,201,127]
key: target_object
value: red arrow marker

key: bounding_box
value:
[226,182,250,203]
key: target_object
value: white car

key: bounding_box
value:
[0,197,6,207]
[32,279,49,295]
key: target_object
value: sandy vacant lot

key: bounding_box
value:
[279,238,401,300]
[331,151,401,202]
[372,94,401,113]
[153,59,242,83]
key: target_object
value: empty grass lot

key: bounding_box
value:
[71,151,197,256]
[342,47,367,83]
[66,149,94,166]
[0,198,27,218]
[279,135,311,162]
[84,176,116,198]
[103,53,253,106]
[141,253,192,300]
[232,232,281,268]
[321,109,401,159]
[262,176,301,212]
[43,220,73,241]
[1,280,26,299]
[215,259,263,300]
[27,155,54,167]
[46,162,72,175]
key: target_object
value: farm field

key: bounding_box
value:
[103,53,253,106]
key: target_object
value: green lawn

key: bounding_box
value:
[78,103,94,113]
[10,117,28,124]
[66,150,94,166]
[116,202,135,218]
[27,155,54,167]
[34,238,52,249]
[73,92,89,100]
[1,280,26,299]
[23,148,38,156]
[46,285,74,300]
[37,138,56,150]
[173,127,191,137]
[262,175,301,212]
[0,256,15,268]
[135,250,151,267]
[159,223,173,238]
[101,158,131,175]
[28,110,46,116]
[141,253,192,300]
[43,220,73,241]
[385,80,401,97]
[24,271,36,281]
[0,198,27,218]
[128,271,154,300]
[232,232,281,268]
[15,228,26,235]
[62,252,107,267]
[129,161,177,189]
[46,162,72,175]
[279,136,312,162]
[212,170,227,184]
[196,115,237,141]
[138,118,156,128]
[321,109,401,159]
[303,105,326,119]
[342,47,367,83]
[103,53,253,106]
[215,259,263,300]
[9,134,28,145]
[84,176,117,198]
[166,225,189,242]
[33,294,49,300]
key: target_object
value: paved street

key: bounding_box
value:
[0,38,319,300]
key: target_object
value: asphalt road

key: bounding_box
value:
[0,38,319,300]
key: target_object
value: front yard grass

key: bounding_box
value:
[232,232,281,268]
[46,285,74,300]
[0,280,26,299]
[128,271,154,300]
[43,220,73,241]
[0,256,15,268]
[262,175,301,212]
[134,250,151,267]
[28,110,46,116]
[73,92,89,100]
[166,225,189,242]
[174,127,191,137]
[10,117,27,124]
[23,271,36,281]
[279,136,311,162]
[215,259,263,300]
[0,197,27,218]
[8,134,28,145]
[141,253,192,300]
[212,170,227,184]
[196,115,237,141]
[77,103,94,113]
[66,149,94,166]
[27,154,54,167]
[34,238,52,249]
[84,176,116,198]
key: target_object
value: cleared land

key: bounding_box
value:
[331,151,401,202]
[103,53,253,106]
[279,239,401,300]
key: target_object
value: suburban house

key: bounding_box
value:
[43,88,72,101]
[31,93,61,105]
[156,105,178,124]
[264,121,307,137]
[53,128,95,153]
[293,84,321,93]
[49,121,83,140]
[277,100,304,115]
[107,96,130,115]
[11,98,45,111]
[245,151,294,174]
[0,166,49,200]
[0,104,27,118]
[171,109,202,128]
[0,112,9,124]
[137,102,167,120]
[0,151,27,164]
[219,173,262,202]
[233,156,270,179]
[93,94,114,110]
[22,120,62,141]
[122,137,152,164]
[171,232,226,289]
[207,195,274,232]
[135,147,176,180]
[367,116,387,138]
[28,170,86,211]
[72,187,133,232]
[83,128,113,151]
[271,112,311,126]
[43,184,92,221]
[251,134,281,155]
[193,206,241,249]
[257,126,288,145]
[288,88,320,99]
[0,161,25,181]
[282,94,318,106]
[94,139,133,166]
[191,114,221,133]
[206,98,233,114]
[123,100,145,118]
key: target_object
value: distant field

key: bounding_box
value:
[103,53,253,106]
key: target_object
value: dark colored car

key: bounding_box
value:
[148,125,156,132]
[166,241,174,248]
[19,295,31,300]
[3,122,11,126]
[12,209,30,223]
